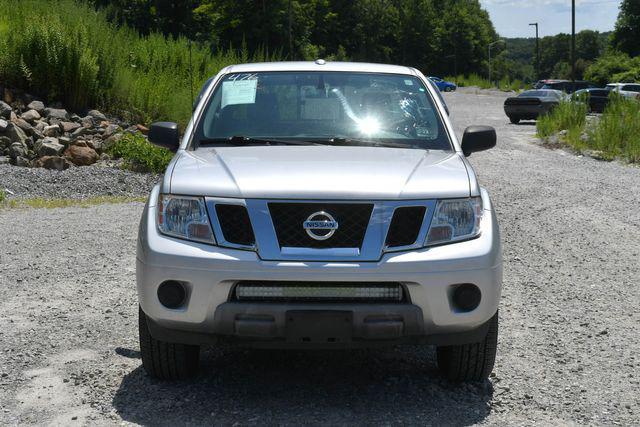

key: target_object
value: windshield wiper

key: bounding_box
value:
[199,136,323,146]
[326,137,418,149]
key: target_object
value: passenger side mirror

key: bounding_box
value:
[149,122,180,152]
[461,126,496,157]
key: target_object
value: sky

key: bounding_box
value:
[480,0,622,38]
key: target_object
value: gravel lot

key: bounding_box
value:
[1,87,639,425]
[0,163,158,200]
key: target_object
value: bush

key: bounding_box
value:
[0,0,278,127]
[108,133,174,173]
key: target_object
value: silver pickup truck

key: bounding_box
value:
[137,61,502,382]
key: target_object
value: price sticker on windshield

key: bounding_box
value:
[221,79,258,108]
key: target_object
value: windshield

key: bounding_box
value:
[193,71,451,150]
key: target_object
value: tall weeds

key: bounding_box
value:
[536,101,587,139]
[537,95,640,163]
[589,96,640,163]
[0,0,278,127]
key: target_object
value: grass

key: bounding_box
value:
[0,189,5,203]
[536,95,640,163]
[0,0,278,128]
[444,74,529,91]
[108,133,174,173]
[0,195,146,210]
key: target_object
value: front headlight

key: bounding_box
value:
[426,197,483,246]
[157,194,215,244]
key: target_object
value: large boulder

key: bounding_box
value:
[0,156,10,165]
[21,109,41,123]
[9,141,27,159]
[36,155,71,170]
[36,137,65,157]
[14,156,30,167]
[0,136,10,150]
[102,124,120,139]
[43,124,60,137]
[61,121,81,133]
[0,101,11,119]
[0,118,8,132]
[64,144,98,166]
[102,132,123,151]
[87,109,107,121]
[6,123,28,144]
[12,117,34,135]
[27,100,45,114]
[44,108,69,121]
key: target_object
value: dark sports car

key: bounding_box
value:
[504,89,565,124]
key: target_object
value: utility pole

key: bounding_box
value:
[288,0,293,60]
[529,23,540,81]
[488,39,505,85]
[571,0,576,84]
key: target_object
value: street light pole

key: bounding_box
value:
[571,0,576,83]
[488,39,505,85]
[529,23,539,81]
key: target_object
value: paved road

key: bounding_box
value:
[1,88,638,425]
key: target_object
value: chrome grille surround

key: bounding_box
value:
[206,198,436,262]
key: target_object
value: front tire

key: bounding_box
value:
[436,311,498,382]
[139,306,200,380]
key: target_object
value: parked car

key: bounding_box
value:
[429,76,457,92]
[504,89,565,123]
[138,61,502,382]
[542,80,597,93]
[571,88,610,113]
[605,83,640,99]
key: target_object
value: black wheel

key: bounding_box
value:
[444,87,452,92]
[436,311,498,382]
[509,116,520,124]
[139,306,200,380]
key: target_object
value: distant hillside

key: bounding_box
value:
[501,32,611,80]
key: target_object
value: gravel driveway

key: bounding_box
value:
[1,87,638,425]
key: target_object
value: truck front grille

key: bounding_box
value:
[268,202,373,248]
[215,204,255,246]
[233,281,404,302]
[385,206,427,248]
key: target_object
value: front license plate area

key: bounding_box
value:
[285,311,353,344]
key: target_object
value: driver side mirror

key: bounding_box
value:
[149,122,180,152]
[461,126,496,157]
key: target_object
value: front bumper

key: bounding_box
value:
[137,186,502,347]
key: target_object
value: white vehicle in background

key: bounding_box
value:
[606,83,640,99]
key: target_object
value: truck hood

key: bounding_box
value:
[168,146,471,200]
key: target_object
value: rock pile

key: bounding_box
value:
[0,92,138,170]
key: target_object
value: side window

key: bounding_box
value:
[622,85,640,92]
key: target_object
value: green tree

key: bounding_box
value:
[612,0,640,57]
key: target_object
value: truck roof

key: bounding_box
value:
[219,60,417,76]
